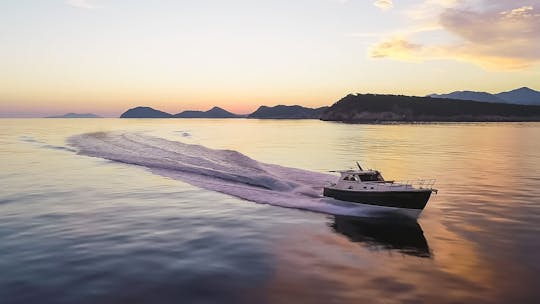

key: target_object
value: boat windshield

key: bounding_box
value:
[358,173,384,182]
[342,172,384,182]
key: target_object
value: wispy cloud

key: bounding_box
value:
[374,0,394,10]
[370,37,422,59]
[370,1,540,69]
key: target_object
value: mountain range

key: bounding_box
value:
[118,86,540,121]
[429,87,540,106]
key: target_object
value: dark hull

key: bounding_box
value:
[323,187,431,210]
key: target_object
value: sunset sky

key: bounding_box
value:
[1,0,539,117]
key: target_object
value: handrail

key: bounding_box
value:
[326,179,437,191]
[387,179,437,189]
[344,179,437,190]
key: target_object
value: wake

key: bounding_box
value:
[67,132,373,216]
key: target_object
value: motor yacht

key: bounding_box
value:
[323,163,437,218]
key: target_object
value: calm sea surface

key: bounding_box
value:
[1,119,539,303]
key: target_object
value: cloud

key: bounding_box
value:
[66,0,100,9]
[501,6,535,18]
[439,3,540,67]
[370,38,422,59]
[374,0,394,10]
[370,1,540,69]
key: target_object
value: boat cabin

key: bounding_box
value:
[340,170,385,182]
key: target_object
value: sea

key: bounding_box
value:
[1,119,539,303]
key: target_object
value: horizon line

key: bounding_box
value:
[1,86,538,118]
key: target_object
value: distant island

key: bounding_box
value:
[429,87,540,106]
[174,106,241,118]
[120,106,241,118]
[120,107,173,118]
[321,94,540,123]
[46,113,101,118]
[120,105,326,119]
[248,105,327,119]
[118,86,540,122]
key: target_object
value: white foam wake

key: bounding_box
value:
[67,132,374,216]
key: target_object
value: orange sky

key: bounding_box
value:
[1,0,539,117]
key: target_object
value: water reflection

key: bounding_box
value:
[330,215,431,258]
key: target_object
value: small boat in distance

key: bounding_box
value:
[323,163,437,218]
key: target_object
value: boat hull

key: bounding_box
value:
[323,187,431,211]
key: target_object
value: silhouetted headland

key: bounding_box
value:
[46,113,101,118]
[247,105,328,119]
[320,94,540,123]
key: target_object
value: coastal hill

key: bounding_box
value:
[46,113,101,118]
[174,106,241,118]
[429,87,540,106]
[428,91,505,103]
[320,94,540,123]
[248,105,328,119]
[120,107,172,118]
[497,87,540,105]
